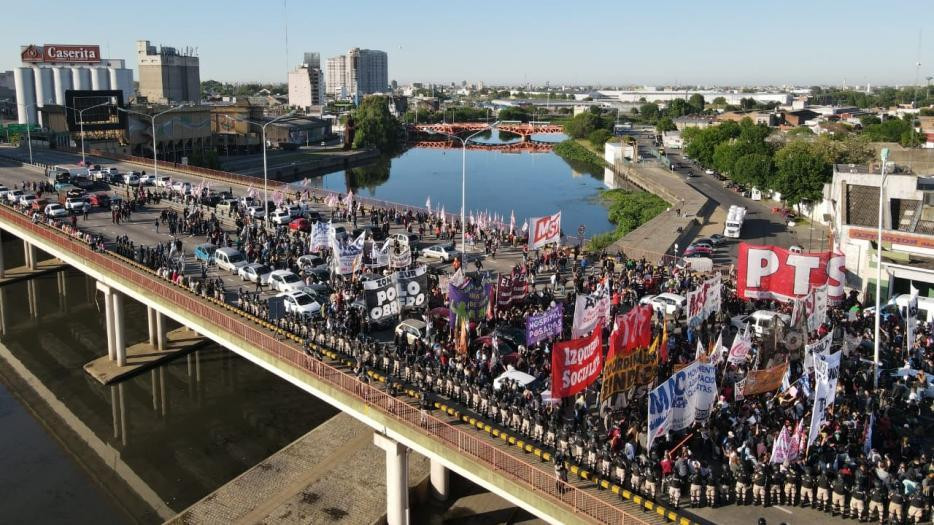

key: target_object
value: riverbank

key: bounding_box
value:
[552,139,606,172]
[588,189,669,251]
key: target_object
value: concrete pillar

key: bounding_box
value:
[113,291,126,366]
[0,287,7,336]
[0,235,5,278]
[147,306,157,347]
[373,432,410,525]
[429,459,450,501]
[26,279,37,319]
[156,311,167,351]
[98,283,116,361]
[23,240,36,270]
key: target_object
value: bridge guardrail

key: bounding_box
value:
[0,203,651,525]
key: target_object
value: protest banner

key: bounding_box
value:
[805,284,829,332]
[309,221,330,252]
[601,338,657,401]
[511,267,529,303]
[529,212,561,250]
[363,275,398,322]
[736,243,845,301]
[769,425,802,464]
[647,360,718,450]
[448,276,492,321]
[727,325,752,364]
[571,284,610,338]
[551,328,603,399]
[610,305,654,356]
[803,332,833,371]
[807,350,842,449]
[525,303,563,346]
[686,274,722,326]
[496,274,513,309]
[742,362,789,396]
[394,265,428,309]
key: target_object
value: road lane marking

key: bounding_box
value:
[774,505,793,514]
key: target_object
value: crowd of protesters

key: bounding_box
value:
[5,177,932,524]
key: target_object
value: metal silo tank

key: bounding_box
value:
[111,67,134,101]
[90,67,109,90]
[52,66,72,104]
[72,67,91,90]
[14,67,36,124]
[33,67,54,126]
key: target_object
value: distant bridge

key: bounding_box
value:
[411,140,555,153]
[410,121,564,139]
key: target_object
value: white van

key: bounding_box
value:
[888,294,934,324]
[214,247,248,272]
[749,310,791,337]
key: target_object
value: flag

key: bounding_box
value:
[780,362,791,392]
[521,220,528,233]
[907,283,919,352]
[302,177,310,187]
[346,190,354,208]
[863,413,874,454]
[425,196,431,213]
[510,210,516,235]
[727,323,752,364]
[708,332,724,367]
[659,323,669,364]
[696,339,706,360]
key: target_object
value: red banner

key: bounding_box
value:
[736,243,845,301]
[552,328,603,398]
[529,211,561,250]
[608,305,654,361]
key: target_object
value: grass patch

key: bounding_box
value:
[588,189,669,251]
[553,139,606,172]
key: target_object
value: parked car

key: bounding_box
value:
[193,243,218,263]
[297,254,327,269]
[19,193,38,208]
[394,319,428,346]
[684,245,713,257]
[155,176,172,187]
[268,270,304,293]
[5,189,24,203]
[213,247,248,272]
[138,173,155,186]
[421,244,458,262]
[269,210,291,225]
[215,198,238,215]
[278,290,322,317]
[708,234,726,245]
[639,293,687,318]
[122,172,141,186]
[688,240,714,251]
[44,203,68,218]
[749,310,790,337]
[289,218,311,232]
[247,206,266,219]
[171,181,191,194]
[238,263,273,285]
[88,193,111,208]
[390,232,420,250]
[64,196,90,211]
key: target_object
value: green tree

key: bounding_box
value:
[859,115,881,127]
[588,129,611,148]
[639,103,660,121]
[731,153,773,189]
[666,98,690,118]
[786,126,814,137]
[498,107,531,122]
[773,140,831,207]
[712,96,727,106]
[351,95,402,153]
[688,94,706,112]
[655,117,677,134]
[740,97,756,110]
[564,111,605,139]
[862,118,911,143]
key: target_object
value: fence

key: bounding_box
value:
[0,203,651,525]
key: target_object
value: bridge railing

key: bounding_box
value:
[0,204,650,525]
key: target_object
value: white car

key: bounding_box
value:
[421,244,458,262]
[172,181,191,194]
[64,196,89,211]
[138,174,155,185]
[0,185,10,198]
[19,194,38,207]
[269,210,291,225]
[213,247,248,272]
[283,205,302,218]
[5,189,24,203]
[639,292,687,318]
[394,319,428,346]
[155,176,172,187]
[278,290,321,317]
[268,270,304,293]
[44,203,68,218]
[238,263,273,285]
[247,206,266,219]
[123,172,140,186]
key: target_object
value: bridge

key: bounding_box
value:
[410,121,564,139]
[411,140,556,153]
[0,147,701,525]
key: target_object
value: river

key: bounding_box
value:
[0,246,338,523]
[314,131,619,236]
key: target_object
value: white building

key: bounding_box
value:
[595,89,791,106]
[15,44,133,126]
[288,58,325,112]
[326,48,388,99]
[829,163,934,301]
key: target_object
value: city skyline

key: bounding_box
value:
[0,0,932,87]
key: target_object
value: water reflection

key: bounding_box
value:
[0,266,338,522]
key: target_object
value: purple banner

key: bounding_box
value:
[448,278,492,321]
[526,303,564,346]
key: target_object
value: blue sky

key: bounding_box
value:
[2,0,932,86]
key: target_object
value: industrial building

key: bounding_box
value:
[288,52,325,112]
[137,40,201,104]
[326,48,388,99]
[14,44,133,126]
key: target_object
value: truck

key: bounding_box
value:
[723,205,746,238]
[52,164,90,180]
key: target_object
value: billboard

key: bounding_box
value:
[63,90,126,132]
[21,44,101,64]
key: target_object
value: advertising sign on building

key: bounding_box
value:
[21,44,102,64]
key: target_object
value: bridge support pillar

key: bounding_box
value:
[147,307,157,347]
[23,240,36,270]
[113,291,126,366]
[156,311,167,351]
[97,283,116,361]
[430,459,449,501]
[0,234,5,278]
[373,432,410,525]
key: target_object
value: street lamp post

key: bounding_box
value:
[223,111,296,228]
[20,101,49,165]
[60,101,113,165]
[873,147,890,389]
[118,104,186,180]
[423,121,499,257]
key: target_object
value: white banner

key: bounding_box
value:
[805,284,828,332]
[370,239,390,267]
[647,360,718,451]
[390,245,412,268]
[803,332,833,371]
[572,283,610,338]
[528,212,561,250]
[806,350,841,449]
[727,325,752,364]
[686,274,722,327]
[309,221,330,253]
[330,231,364,275]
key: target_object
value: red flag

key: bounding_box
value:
[659,323,669,364]
[551,329,603,399]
